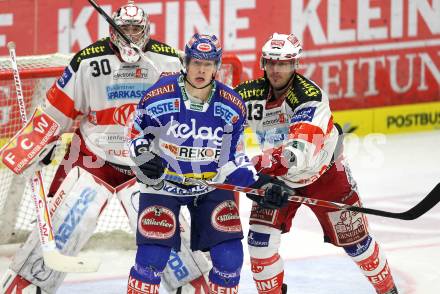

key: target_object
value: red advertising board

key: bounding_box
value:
[0,0,439,110]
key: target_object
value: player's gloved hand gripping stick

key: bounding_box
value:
[163,173,440,220]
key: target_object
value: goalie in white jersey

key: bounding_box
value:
[235,33,399,294]
[0,1,194,293]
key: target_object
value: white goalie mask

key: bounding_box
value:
[110,0,150,63]
[260,33,303,71]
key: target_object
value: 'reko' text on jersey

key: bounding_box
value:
[131,74,258,196]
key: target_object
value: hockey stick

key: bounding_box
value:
[163,174,440,220]
[7,42,100,273]
[87,0,160,74]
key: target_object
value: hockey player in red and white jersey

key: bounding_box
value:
[0,1,199,293]
[234,33,399,294]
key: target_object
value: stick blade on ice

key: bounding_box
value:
[43,251,101,273]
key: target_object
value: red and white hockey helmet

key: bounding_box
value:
[260,33,303,70]
[110,0,150,63]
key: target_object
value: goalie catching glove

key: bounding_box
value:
[129,138,166,186]
[247,174,291,209]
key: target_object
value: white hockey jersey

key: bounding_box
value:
[235,73,341,188]
[45,37,181,166]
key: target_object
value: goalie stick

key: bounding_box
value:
[163,174,440,220]
[6,42,100,273]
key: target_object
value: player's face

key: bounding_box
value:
[186,58,216,87]
[120,25,144,44]
[264,59,295,90]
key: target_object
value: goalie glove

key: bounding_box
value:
[247,174,291,209]
[129,138,166,186]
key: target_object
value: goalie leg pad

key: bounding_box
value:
[208,239,243,288]
[8,166,113,293]
[0,269,48,294]
[344,235,397,294]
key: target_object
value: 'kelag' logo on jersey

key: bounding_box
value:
[166,117,224,146]
[146,98,180,118]
[291,106,316,123]
[57,68,72,88]
[214,102,239,124]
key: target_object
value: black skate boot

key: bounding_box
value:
[281,283,288,294]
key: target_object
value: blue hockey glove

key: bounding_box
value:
[247,174,291,209]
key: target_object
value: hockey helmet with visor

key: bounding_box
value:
[260,33,302,72]
[110,0,150,63]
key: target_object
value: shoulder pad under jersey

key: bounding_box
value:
[217,82,247,118]
[146,39,180,58]
[291,73,323,104]
[139,74,179,105]
[70,38,114,72]
[234,77,269,102]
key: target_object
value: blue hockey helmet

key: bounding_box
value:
[184,33,222,69]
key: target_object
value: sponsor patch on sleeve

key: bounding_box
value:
[57,67,72,88]
[247,230,270,247]
[291,106,316,123]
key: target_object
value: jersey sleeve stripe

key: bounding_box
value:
[92,106,136,125]
[47,84,83,119]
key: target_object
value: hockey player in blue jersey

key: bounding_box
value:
[126,33,291,294]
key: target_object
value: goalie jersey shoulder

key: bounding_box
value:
[145,39,181,58]
[69,38,114,72]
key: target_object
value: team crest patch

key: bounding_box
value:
[249,203,278,225]
[113,103,137,125]
[211,200,242,232]
[138,206,176,239]
[328,203,368,246]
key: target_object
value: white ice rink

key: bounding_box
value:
[1,130,440,293]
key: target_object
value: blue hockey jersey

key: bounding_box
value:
[131,74,258,196]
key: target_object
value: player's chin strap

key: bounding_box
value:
[162,174,440,220]
[182,71,215,90]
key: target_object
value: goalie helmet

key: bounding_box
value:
[260,33,302,70]
[110,0,150,63]
[184,33,222,70]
